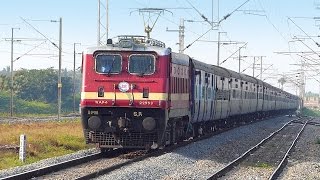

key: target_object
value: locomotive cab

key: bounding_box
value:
[81,36,171,150]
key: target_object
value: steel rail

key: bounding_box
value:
[76,129,227,180]
[76,115,293,180]
[208,118,301,180]
[1,115,292,180]
[268,117,310,180]
[1,152,101,180]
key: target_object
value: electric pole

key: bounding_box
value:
[253,56,255,77]
[260,56,263,80]
[238,48,241,73]
[252,56,265,77]
[97,0,100,46]
[166,18,185,53]
[217,32,226,66]
[10,27,20,117]
[97,0,109,46]
[73,43,81,113]
[179,18,184,53]
[58,17,62,121]
[299,60,305,110]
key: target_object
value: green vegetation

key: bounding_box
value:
[0,91,56,115]
[316,137,320,144]
[0,120,92,170]
[254,162,273,168]
[0,68,81,115]
[302,108,320,117]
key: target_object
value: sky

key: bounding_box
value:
[1,0,320,95]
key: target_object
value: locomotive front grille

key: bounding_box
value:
[85,130,157,148]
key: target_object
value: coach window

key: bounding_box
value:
[95,54,122,74]
[129,54,155,75]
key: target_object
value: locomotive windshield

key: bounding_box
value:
[129,54,155,75]
[95,54,122,74]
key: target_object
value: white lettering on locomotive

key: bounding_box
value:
[133,112,143,117]
[95,100,108,105]
[139,101,154,105]
[88,110,99,115]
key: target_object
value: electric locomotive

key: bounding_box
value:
[80,35,190,150]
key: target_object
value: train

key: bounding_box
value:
[80,35,299,151]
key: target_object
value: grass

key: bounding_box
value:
[0,113,55,118]
[302,108,320,117]
[253,162,273,168]
[0,119,92,170]
[316,137,320,145]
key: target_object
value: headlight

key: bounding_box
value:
[88,116,101,130]
[142,117,156,131]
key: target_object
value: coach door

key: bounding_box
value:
[204,73,212,121]
[209,74,215,120]
[192,70,201,122]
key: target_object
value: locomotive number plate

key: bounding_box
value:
[139,101,154,105]
[95,100,108,105]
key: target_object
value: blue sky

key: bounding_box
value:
[1,0,320,94]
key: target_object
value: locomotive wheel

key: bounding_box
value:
[100,148,112,157]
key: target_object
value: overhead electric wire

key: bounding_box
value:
[288,17,320,48]
[185,0,213,26]
[217,0,250,25]
[220,43,248,65]
[257,0,288,42]
[183,28,212,51]
[20,17,59,49]
[160,14,202,36]
[183,0,251,51]
[176,0,209,27]
[13,40,48,62]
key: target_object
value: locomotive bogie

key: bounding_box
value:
[81,107,167,148]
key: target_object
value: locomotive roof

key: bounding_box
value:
[85,35,171,56]
[85,44,171,56]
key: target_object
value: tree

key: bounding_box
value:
[14,68,73,103]
[0,75,10,91]
[0,66,10,76]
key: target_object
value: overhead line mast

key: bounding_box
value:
[97,0,109,46]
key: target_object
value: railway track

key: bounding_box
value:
[67,116,290,179]
[208,117,310,180]
[1,149,143,180]
[0,115,295,179]
[1,152,101,180]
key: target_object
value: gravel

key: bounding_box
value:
[95,116,296,180]
[0,148,99,179]
[220,118,306,179]
[37,155,129,180]
[279,118,320,179]
[2,115,317,180]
